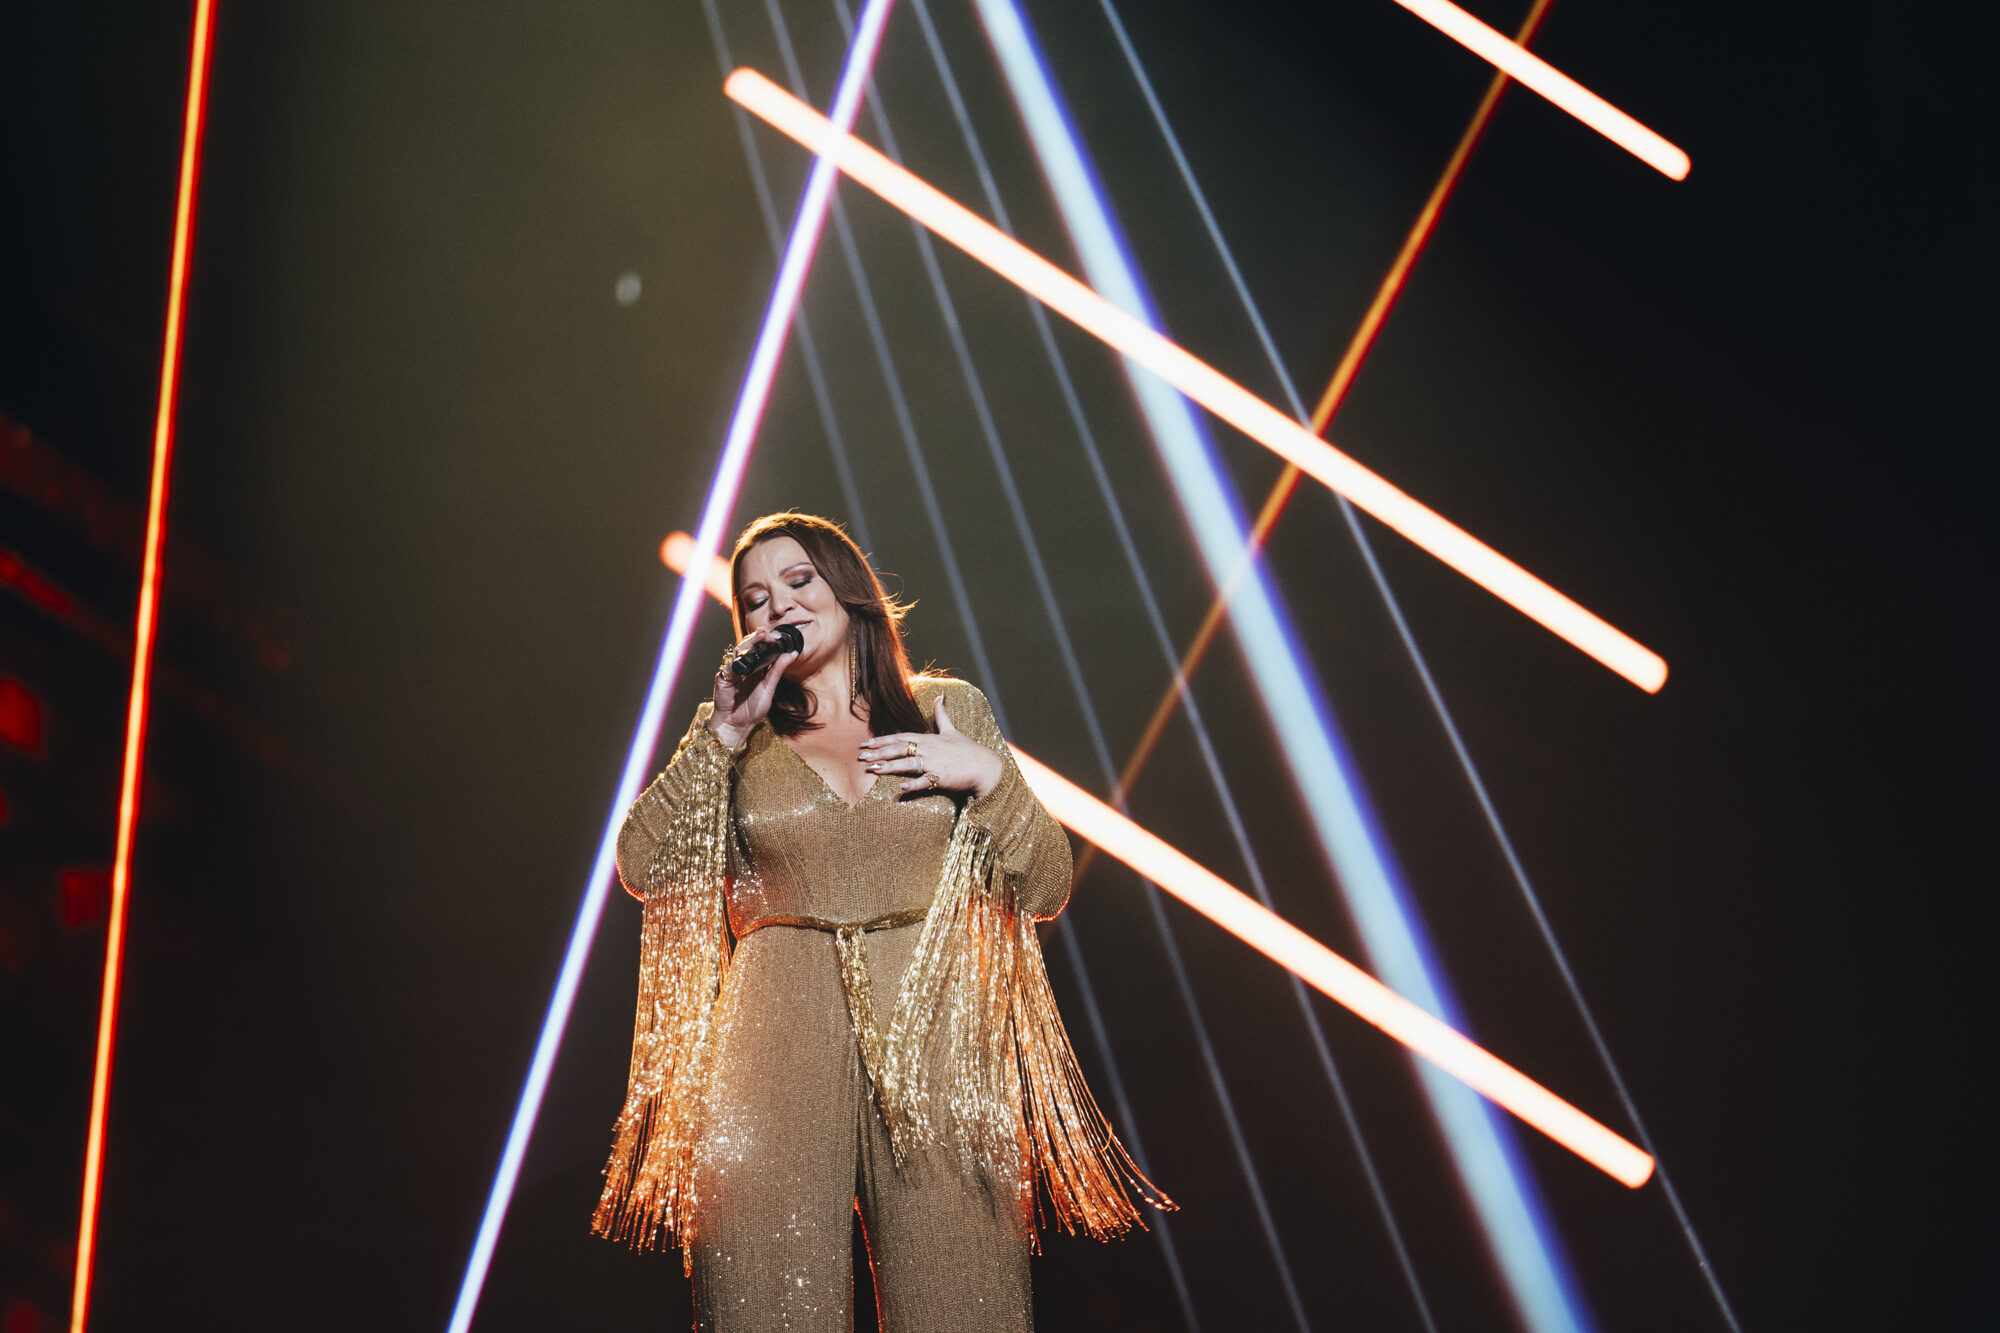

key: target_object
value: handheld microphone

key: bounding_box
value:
[729,623,804,677]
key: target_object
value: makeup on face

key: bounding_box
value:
[734,537,848,674]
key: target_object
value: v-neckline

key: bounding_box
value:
[770,726,883,812]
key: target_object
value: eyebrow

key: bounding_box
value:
[736,561,816,598]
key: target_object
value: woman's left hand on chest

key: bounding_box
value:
[860,697,1004,798]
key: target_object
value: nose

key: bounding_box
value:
[764,585,795,623]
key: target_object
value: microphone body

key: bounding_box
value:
[729,623,804,677]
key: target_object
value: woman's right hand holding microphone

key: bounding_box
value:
[708,627,798,751]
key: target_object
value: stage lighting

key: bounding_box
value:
[724,68,1668,694]
[444,5,898,1329]
[661,531,734,605]
[73,3,216,1329]
[1014,751,1653,1188]
[1388,0,1690,180]
[659,531,1650,1188]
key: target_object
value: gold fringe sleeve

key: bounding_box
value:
[880,682,1174,1242]
[949,683,1073,920]
[591,704,736,1267]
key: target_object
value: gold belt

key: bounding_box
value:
[736,907,930,1105]
[736,907,930,937]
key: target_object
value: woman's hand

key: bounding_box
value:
[708,627,799,751]
[859,696,1004,798]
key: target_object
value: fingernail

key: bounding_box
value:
[867,764,881,772]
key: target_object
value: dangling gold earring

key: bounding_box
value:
[848,625,860,702]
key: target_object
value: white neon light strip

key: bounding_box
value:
[1390,0,1690,180]
[949,7,1596,1326]
[898,3,1429,1320]
[660,533,1650,1186]
[441,5,897,1327]
[724,67,1667,694]
[1012,753,1653,1186]
[1102,6,1738,1324]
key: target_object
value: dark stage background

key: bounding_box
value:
[1,1,1991,1329]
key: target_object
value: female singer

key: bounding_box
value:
[593,512,1165,1331]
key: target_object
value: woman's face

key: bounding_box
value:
[735,535,851,679]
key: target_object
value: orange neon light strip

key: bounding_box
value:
[662,532,1652,1187]
[724,69,1667,694]
[662,531,735,606]
[72,3,216,1329]
[1389,0,1689,179]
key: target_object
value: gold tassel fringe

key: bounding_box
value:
[595,737,1172,1269]
[589,727,733,1272]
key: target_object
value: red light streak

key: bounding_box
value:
[660,531,1651,1186]
[1388,0,1689,179]
[724,69,1668,693]
[71,2,215,1328]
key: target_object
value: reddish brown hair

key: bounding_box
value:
[729,512,929,737]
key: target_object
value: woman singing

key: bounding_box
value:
[593,512,1165,1330]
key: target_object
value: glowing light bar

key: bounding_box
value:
[1014,751,1653,1188]
[72,4,215,1329]
[1082,0,1554,859]
[725,68,1666,693]
[659,529,1650,1188]
[662,531,734,605]
[1389,0,1688,180]
[442,8,898,1330]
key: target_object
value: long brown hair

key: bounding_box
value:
[729,512,930,737]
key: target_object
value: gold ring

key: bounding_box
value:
[719,644,739,676]
[905,740,919,758]
[924,771,940,790]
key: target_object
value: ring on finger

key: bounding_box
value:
[905,740,920,759]
[924,771,940,790]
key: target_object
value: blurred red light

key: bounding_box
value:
[2,1298,51,1333]
[61,871,112,934]
[0,548,75,615]
[0,678,46,754]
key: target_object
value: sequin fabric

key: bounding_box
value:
[593,678,1168,1294]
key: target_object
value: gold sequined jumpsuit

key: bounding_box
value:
[594,678,1161,1332]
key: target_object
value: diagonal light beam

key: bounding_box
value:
[1100,4,1740,1325]
[965,8,1597,1323]
[1013,752,1654,1188]
[441,6,897,1329]
[909,3,1434,1322]
[1075,0,1555,877]
[709,5,1203,1321]
[661,533,1653,1188]
[724,67,1667,693]
[72,3,216,1329]
[1388,0,1688,179]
